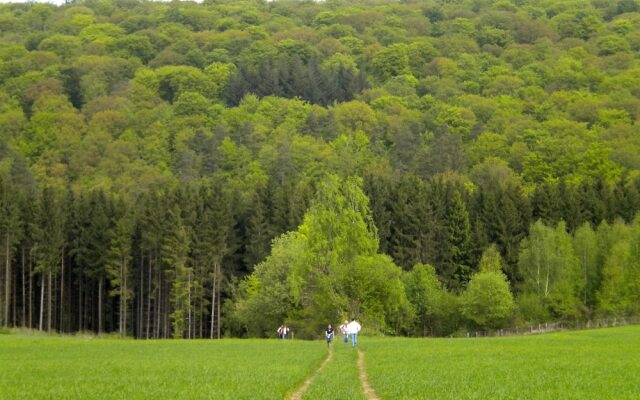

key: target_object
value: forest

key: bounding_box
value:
[1,0,640,339]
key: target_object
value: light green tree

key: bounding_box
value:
[403,263,459,336]
[235,175,409,338]
[461,269,514,330]
[517,220,582,322]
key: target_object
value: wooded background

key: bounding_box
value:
[1,0,640,338]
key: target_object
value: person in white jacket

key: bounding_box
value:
[346,318,361,347]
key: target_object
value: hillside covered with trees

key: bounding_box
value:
[1,0,640,338]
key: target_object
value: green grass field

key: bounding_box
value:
[0,334,326,400]
[301,342,366,400]
[1,326,639,399]
[362,325,640,400]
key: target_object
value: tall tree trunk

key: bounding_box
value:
[146,255,151,339]
[199,285,204,339]
[60,252,64,332]
[155,267,161,338]
[4,235,10,327]
[164,282,169,338]
[155,268,161,338]
[78,276,83,331]
[52,272,57,331]
[210,262,216,339]
[38,273,44,331]
[217,263,221,340]
[123,257,127,336]
[98,276,103,334]
[21,247,26,327]
[198,285,202,338]
[28,253,32,329]
[47,272,52,331]
[67,260,71,332]
[12,257,16,327]
[138,254,143,338]
[119,257,124,336]
[582,248,588,305]
[187,268,192,339]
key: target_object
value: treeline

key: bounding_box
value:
[2,173,640,337]
[229,175,640,338]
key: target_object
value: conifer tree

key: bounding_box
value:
[0,176,23,327]
[33,186,64,331]
[163,204,191,339]
[389,174,430,270]
[573,222,599,311]
[243,190,272,269]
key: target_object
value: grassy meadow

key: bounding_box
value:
[362,325,640,400]
[1,326,639,399]
[0,334,326,400]
[301,341,366,400]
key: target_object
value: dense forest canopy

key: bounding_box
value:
[1,0,640,338]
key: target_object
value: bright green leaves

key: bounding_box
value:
[461,270,514,329]
[235,175,407,337]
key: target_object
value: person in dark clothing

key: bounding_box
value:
[325,324,334,346]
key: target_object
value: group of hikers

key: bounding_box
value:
[326,318,361,347]
[277,318,362,346]
[276,324,290,339]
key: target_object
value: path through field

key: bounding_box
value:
[287,346,380,400]
[357,350,380,400]
[287,347,334,400]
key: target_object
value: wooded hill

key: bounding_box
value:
[1,0,640,338]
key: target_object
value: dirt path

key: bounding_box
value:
[287,347,334,400]
[357,350,380,400]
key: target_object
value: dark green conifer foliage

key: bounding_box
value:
[33,186,65,331]
[0,176,23,327]
[363,173,393,255]
[243,189,272,269]
[389,174,430,270]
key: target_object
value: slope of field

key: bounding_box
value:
[0,335,326,400]
[362,325,640,400]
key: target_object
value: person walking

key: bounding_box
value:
[277,325,284,339]
[340,320,349,344]
[347,318,361,347]
[325,324,334,346]
[277,324,290,339]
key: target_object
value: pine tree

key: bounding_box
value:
[573,222,599,311]
[33,186,64,331]
[0,176,23,327]
[194,183,233,339]
[444,189,472,289]
[243,190,272,269]
[162,203,191,339]
[107,201,134,336]
[363,173,393,255]
[389,175,430,270]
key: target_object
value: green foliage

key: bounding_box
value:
[478,244,504,273]
[596,217,640,317]
[235,175,408,338]
[460,270,514,329]
[403,263,459,336]
[3,0,640,338]
[518,220,583,321]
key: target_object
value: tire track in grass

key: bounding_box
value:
[357,350,380,400]
[287,347,334,400]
